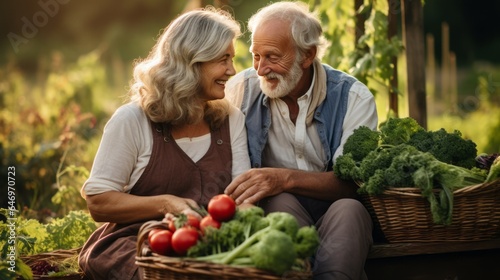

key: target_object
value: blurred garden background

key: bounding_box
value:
[0,0,499,270]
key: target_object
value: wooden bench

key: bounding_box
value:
[365,239,500,279]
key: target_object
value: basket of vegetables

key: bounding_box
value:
[136,194,318,279]
[334,117,500,242]
[19,248,83,280]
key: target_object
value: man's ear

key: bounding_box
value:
[301,46,317,68]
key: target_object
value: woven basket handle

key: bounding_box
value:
[136,220,170,258]
[453,180,498,194]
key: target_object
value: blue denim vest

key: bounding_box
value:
[240,64,356,171]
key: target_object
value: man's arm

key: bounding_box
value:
[224,167,358,205]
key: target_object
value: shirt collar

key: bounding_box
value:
[300,66,316,101]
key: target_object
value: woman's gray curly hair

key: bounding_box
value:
[129,7,241,128]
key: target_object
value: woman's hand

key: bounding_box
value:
[164,196,202,220]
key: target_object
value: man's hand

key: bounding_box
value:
[225,168,359,205]
[224,168,288,205]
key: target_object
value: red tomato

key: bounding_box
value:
[199,215,221,233]
[170,214,200,231]
[185,214,200,229]
[168,219,176,233]
[148,228,162,239]
[171,227,199,255]
[208,194,236,222]
[148,230,173,256]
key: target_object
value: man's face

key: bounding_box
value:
[250,20,303,98]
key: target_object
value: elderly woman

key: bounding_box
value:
[78,7,249,279]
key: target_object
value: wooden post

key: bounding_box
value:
[355,0,365,43]
[401,0,427,129]
[388,0,399,117]
[449,51,458,113]
[426,34,436,115]
[441,22,450,105]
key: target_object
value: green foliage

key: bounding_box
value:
[0,259,32,280]
[0,209,97,257]
[313,0,404,95]
[0,209,97,279]
[312,0,355,70]
[0,50,116,216]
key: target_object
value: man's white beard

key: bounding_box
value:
[259,59,303,99]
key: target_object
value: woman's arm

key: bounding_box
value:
[85,191,199,223]
[229,106,251,179]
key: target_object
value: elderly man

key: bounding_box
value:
[224,1,378,279]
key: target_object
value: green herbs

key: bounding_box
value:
[485,156,500,183]
[0,209,97,278]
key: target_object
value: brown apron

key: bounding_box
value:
[79,119,232,279]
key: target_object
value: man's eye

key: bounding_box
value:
[268,55,279,62]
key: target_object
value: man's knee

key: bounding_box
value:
[326,199,371,223]
[258,193,312,227]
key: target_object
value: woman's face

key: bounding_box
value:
[199,41,236,101]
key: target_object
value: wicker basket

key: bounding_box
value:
[19,248,83,280]
[135,221,312,280]
[361,179,500,243]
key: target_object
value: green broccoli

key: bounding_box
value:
[385,145,485,224]
[382,146,422,188]
[216,212,299,264]
[379,117,425,146]
[408,128,478,169]
[360,169,387,195]
[193,211,313,275]
[232,206,269,238]
[358,144,417,183]
[223,229,298,275]
[293,226,320,259]
[248,230,297,275]
[333,153,360,181]
[343,126,381,162]
[352,143,486,224]
[188,207,268,257]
